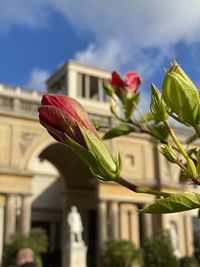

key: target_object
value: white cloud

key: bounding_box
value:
[54,0,200,48]
[2,1,200,47]
[75,39,171,82]
[2,0,200,82]
[75,39,130,70]
[0,0,51,33]
[26,68,50,91]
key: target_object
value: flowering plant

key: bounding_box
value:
[38,95,121,181]
[38,59,200,214]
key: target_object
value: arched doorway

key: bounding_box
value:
[30,142,98,267]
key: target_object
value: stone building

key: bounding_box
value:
[0,60,198,267]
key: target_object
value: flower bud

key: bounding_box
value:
[38,94,98,147]
[162,60,199,126]
[158,143,177,163]
[150,83,168,122]
[186,157,198,180]
[38,94,121,180]
[108,71,142,99]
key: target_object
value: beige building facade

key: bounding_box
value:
[0,60,198,267]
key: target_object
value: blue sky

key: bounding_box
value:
[1,0,200,111]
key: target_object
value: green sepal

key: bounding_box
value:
[139,192,200,214]
[115,152,122,178]
[150,83,168,122]
[123,92,141,120]
[102,124,135,140]
[80,126,120,180]
[103,80,115,97]
[186,157,198,179]
[64,133,100,171]
[171,59,194,87]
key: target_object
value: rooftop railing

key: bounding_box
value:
[0,84,114,127]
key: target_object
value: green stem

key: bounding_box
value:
[116,177,172,197]
[164,120,188,159]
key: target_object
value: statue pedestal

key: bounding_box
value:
[67,241,87,267]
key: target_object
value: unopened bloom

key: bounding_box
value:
[162,60,199,126]
[38,94,98,147]
[38,94,121,180]
[109,71,142,98]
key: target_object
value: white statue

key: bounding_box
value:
[67,206,83,243]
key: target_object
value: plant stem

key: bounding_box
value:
[116,177,172,197]
[164,120,188,159]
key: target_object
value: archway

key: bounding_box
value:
[29,142,98,267]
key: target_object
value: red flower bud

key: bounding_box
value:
[109,71,142,98]
[38,94,99,147]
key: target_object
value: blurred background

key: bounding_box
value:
[1,1,200,267]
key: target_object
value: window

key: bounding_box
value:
[90,76,98,100]
[78,73,109,102]
[125,154,135,168]
[48,75,66,94]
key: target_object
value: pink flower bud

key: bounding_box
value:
[124,71,142,94]
[38,94,99,147]
[109,71,142,98]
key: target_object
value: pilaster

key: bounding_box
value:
[110,201,119,239]
[5,194,16,244]
[20,195,31,234]
[98,200,108,245]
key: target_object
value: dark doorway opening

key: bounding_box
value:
[31,221,61,267]
[87,209,98,267]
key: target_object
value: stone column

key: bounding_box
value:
[5,194,16,244]
[85,75,90,98]
[184,213,194,256]
[0,196,5,266]
[67,66,78,98]
[98,200,108,245]
[110,201,119,239]
[61,194,69,267]
[98,79,104,101]
[120,204,140,247]
[20,195,31,234]
[140,204,153,243]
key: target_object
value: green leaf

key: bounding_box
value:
[147,124,168,141]
[185,133,199,145]
[102,124,135,140]
[139,112,154,123]
[187,148,197,158]
[197,149,200,176]
[139,192,200,213]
